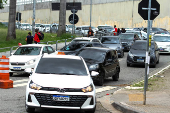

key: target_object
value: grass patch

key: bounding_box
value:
[0,27,76,52]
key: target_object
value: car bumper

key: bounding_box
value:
[9,63,36,73]
[127,55,156,65]
[26,88,96,110]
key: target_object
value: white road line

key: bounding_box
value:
[12,79,29,83]
[13,83,28,87]
[96,86,117,93]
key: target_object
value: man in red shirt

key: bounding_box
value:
[34,29,41,44]
[113,25,118,36]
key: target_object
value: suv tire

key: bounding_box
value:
[112,70,119,81]
[25,104,35,113]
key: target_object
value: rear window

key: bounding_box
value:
[35,58,88,76]
[119,34,134,40]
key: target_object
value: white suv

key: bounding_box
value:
[71,37,101,43]
[25,55,97,113]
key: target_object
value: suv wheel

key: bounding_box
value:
[98,71,105,86]
[25,103,35,113]
[127,63,130,67]
[112,70,119,81]
[120,51,124,58]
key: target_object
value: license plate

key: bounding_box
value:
[137,59,144,62]
[13,67,21,70]
[53,95,70,101]
[159,47,164,51]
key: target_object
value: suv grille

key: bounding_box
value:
[40,87,82,92]
[34,93,88,107]
[133,56,145,61]
[11,63,25,65]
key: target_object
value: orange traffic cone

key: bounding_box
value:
[18,43,22,46]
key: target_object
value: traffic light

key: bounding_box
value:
[16,12,21,21]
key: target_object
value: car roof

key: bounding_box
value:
[74,37,99,40]
[42,55,81,60]
[82,47,112,52]
[19,44,47,47]
[102,36,119,38]
[153,34,170,36]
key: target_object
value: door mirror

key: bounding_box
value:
[91,71,99,77]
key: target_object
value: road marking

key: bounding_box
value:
[96,86,117,93]
[12,79,29,83]
[13,83,28,87]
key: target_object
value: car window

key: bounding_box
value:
[47,46,55,54]
[61,43,87,51]
[105,51,112,62]
[14,47,41,55]
[101,37,120,44]
[43,47,48,53]
[119,34,134,40]
[153,36,170,42]
[35,58,88,76]
[92,39,100,42]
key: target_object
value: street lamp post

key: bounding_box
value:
[90,0,92,27]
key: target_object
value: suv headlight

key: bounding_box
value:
[128,42,133,46]
[26,59,36,65]
[89,64,99,70]
[128,51,134,58]
[29,80,42,90]
[82,84,93,93]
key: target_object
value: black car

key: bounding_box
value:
[101,36,124,58]
[76,47,120,86]
[59,42,105,55]
[119,33,140,51]
[127,40,159,68]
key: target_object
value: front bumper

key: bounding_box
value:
[9,63,36,73]
[26,88,96,110]
[127,55,156,66]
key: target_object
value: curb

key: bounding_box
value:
[112,102,145,113]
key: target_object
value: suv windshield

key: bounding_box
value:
[62,43,87,51]
[153,36,170,42]
[35,58,88,75]
[131,42,154,50]
[119,34,134,40]
[101,37,120,44]
[78,49,105,62]
[14,47,41,55]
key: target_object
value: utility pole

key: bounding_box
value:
[132,0,135,28]
[32,0,36,36]
[58,0,66,36]
[90,0,92,27]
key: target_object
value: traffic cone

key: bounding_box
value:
[18,43,22,46]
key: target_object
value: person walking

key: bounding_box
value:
[113,25,118,36]
[25,32,33,44]
[87,27,94,37]
[34,29,41,44]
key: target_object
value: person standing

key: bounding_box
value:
[25,32,33,44]
[34,29,41,44]
[113,25,118,36]
[87,27,94,37]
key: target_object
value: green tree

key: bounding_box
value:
[0,0,7,9]
[6,0,16,40]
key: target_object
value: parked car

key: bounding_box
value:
[50,24,58,33]
[66,24,76,33]
[9,44,57,76]
[76,47,120,86]
[127,40,159,68]
[119,33,140,51]
[25,55,96,113]
[152,34,170,53]
[30,23,42,31]
[59,42,104,55]
[101,36,124,58]
[75,26,98,36]
[97,25,113,30]
[39,24,51,32]
[19,23,31,30]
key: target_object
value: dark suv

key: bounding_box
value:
[76,47,120,86]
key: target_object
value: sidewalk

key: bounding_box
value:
[111,68,170,113]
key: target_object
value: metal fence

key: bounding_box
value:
[0,38,73,57]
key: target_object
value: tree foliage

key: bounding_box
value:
[0,0,8,9]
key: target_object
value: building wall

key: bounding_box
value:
[0,0,170,30]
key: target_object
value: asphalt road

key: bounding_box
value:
[0,52,170,113]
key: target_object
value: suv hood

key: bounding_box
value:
[31,74,91,88]
[9,55,40,63]
[130,49,146,57]
[121,39,133,43]
[156,42,170,48]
